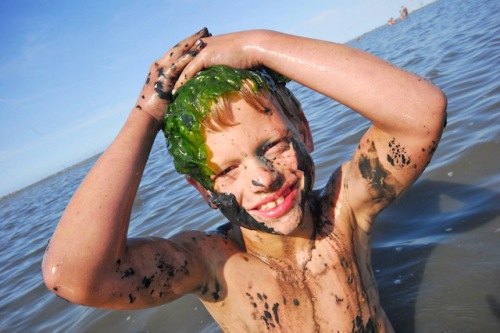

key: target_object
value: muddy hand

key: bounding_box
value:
[135,28,210,124]
[174,30,267,91]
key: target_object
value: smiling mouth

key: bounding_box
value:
[249,183,299,219]
[257,192,287,211]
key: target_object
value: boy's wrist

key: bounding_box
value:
[246,30,273,65]
[132,106,163,133]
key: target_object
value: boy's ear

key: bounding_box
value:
[185,175,218,209]
[292,110,314,153]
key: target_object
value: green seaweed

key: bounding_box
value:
[163,65,282,189]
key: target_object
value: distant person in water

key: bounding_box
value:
[43,28,447,332]
[402,5,409,18]
[388,17,395,25]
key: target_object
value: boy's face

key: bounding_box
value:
[196,97,314,235]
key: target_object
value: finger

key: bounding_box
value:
[155,39,206,101]
[151,28,209,91]
[173,54,206,92]
[172,40,208,90]
[161,27,210,63]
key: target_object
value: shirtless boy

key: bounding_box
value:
[43,28,447,332]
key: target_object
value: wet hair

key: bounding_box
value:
[163,65,303,190]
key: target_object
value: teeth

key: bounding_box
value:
[267,201,277,209]
[259,196,284,211]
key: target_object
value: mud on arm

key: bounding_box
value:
[42,29,211,308]
[344,104,447,234]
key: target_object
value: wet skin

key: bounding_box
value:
[210,136,314,235]
[43,28,446,333]
[203,98,314,236]
[185,98,393,331]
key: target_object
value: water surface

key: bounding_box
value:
[1,0,499,331]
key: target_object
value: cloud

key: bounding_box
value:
[0,26,51,78]
[305,9,341,25]
[0,98,132,162]
[0,85,65,105]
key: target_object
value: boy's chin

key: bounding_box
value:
[247,206,306,236]
[261,219,304,236]
[210,188,310,236]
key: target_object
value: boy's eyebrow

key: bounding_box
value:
[208,154,240,173]
[256,130,292,155]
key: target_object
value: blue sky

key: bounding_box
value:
[0,0,434,197]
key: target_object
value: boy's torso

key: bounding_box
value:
[190,174,393,332]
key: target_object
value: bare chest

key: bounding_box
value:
[201,238,381,332]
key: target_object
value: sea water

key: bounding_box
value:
[1,0,499,331]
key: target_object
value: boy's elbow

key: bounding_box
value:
[434,87,448,121]
[42,264,63,300]
[42,255,96,306]
[426,85,448,135]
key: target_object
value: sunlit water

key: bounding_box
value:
[1,0,499,331]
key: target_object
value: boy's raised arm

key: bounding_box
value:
[42,29,211,309]
[179,30,447,230]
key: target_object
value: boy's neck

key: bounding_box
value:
[240,204,316,268]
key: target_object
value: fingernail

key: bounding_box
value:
[194,38,206,49]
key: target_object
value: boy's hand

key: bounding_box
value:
[136,28,210,125]
[174,30,263,91]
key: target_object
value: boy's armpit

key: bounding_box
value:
[355,138,400,206]
[343,126,437,229]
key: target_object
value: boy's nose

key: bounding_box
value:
[249,160,284,192]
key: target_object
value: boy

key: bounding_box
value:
[43,28,447,332]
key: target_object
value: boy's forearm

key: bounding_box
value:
[43,30,208,300]
[43,108,159,294]
[252,30,446,137]
[181,29,446,137]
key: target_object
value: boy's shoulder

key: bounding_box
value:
[172,222,244,258]
[309,163,358,235]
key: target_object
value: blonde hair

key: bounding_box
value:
[164,65,304,189]
[203,79,303,132]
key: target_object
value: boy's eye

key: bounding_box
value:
[264,138,291,157]
[211,165,238,190]
[217,165,237,178]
